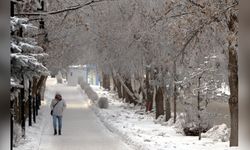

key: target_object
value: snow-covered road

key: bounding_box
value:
[38,78,132,150]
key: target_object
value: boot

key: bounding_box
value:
[54,129,57,135]
[59,129,61,135]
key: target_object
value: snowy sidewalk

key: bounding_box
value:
[16,78,132,150]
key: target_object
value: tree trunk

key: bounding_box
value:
[10,96,14,149]
[173,61,177,123]
[112,75,117,91]
[138,83,146,107]
[124,78,137,104]
[198,76,202,140]
[227,11,238,147]
[102,73,110,90]
[145,68,153,112]
[112,71,123,99]
[32,77,38,123]
[36,75,46,111]
[36,95,39,115]
[20,79,25,137]
[155,87,164,119]
[38,76,47,101]
[117,74,139,101]
[228,43,238,147]
[102,73,105,88]
[173,84,177,123]
[28,80,32,126]
[122,83,126,99]
[163,87,171,121]
[116,79,122,98]
[124,79,130,103]
[105,74,110,90]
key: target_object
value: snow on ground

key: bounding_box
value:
[13,104,48,150]
[12,77,237,150]
[91,85,238,150]
[14,77,132,150]
[201,124,230,142]
[13,77,57,150]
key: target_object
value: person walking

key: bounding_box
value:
[50,93,66,135]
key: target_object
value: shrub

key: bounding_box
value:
[183,123,210,136]
[183,105,212,136]
[79,80,98,101]
[97,97,109,109]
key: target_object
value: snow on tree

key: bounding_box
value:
[11,14,49,146]
[36,0,238,146]
[176,54,226,139]
[11,16,49,83]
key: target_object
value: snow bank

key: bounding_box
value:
[79,81,98,101]
[13,104,49,150]
[165,113,186,135]
[201,124,230,142]
[13,79,53,150]
[89,86,233,150]
[13,123,22,147]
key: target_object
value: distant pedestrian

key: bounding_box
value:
[50,93,66,135]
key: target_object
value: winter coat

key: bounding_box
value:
[50,99,66,116]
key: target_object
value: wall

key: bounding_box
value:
[67,66,87,86]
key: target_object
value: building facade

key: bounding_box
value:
[67,65,100,86]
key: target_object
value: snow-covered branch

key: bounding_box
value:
[15,0,114,16]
